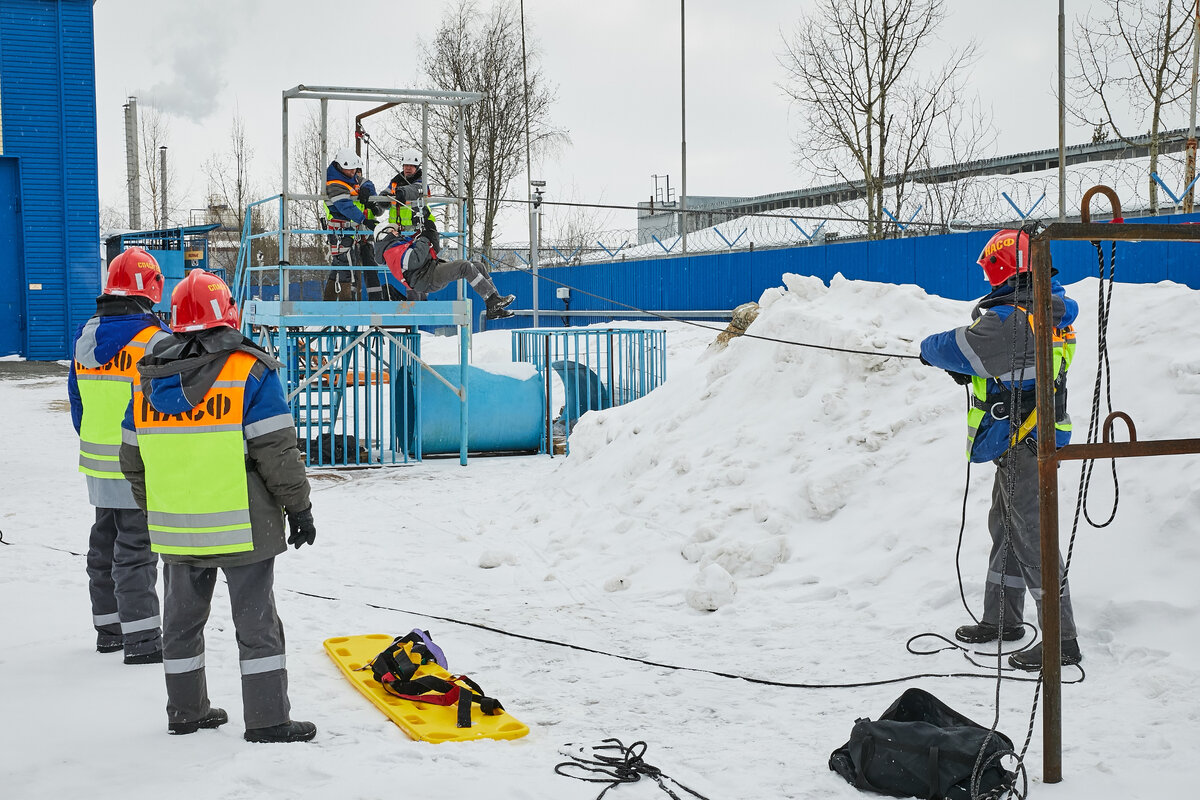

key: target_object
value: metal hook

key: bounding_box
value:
[1080,185,1123,224]
[1101,411,1137,444]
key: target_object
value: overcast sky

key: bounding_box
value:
[93,0,1130,237]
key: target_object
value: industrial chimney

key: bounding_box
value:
[124,97,141,229]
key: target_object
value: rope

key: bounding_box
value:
[502,261,920,360]
[288,588,1074,688]
[555,739,712,800]
[1078,240,1120,529]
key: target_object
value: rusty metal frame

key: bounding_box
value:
[1030,185,1200,782]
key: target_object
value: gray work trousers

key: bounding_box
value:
[162,558,291,729]
[982,442,1078,640]
[409,258,498,299]
[86,507,161,657]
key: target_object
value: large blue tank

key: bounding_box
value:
[418,363,544,455]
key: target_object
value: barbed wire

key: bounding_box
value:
[470,152,1188,268]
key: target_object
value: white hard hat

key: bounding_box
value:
[400,149,422,167]
[333,146,363,171]
[374,221,399,242]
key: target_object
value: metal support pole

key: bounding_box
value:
[1031,235,1063,783]
[531,197,541,326]
[520,0,535,279]
[1185,0,1200,214]
[281,95,291,263]
[1058,0,1067,222]
[159,146,168,227]
[680,0,688,253]
[457,104,467,300]
[459,324,469,466]
[421,101,430,221]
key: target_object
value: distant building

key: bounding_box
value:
[637,129,1194,243]
[0,0,100,359]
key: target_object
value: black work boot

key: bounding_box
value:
[1008,639,1082,671]
[124,649,163,665]
[168,707,229,735]
[244,720,318,743]
[954,622,1025,644]
[96,634,123,654]
[485,294,516,320]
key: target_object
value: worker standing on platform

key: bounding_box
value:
[323,147,395,301]
[386,149,440,253]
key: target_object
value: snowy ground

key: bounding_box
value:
[2,273,1198,799]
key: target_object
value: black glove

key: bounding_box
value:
[946,370,973,386]
[286,506,316,549]
[357,185,372,203]
[918,354,933,367]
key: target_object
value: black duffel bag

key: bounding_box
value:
[829,688,1016,800]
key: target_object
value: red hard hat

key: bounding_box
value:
[170,270,240,332]
[105,247,164,303]
[976,229,1030,287]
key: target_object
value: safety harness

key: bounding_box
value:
[966,306,1076,459]
[361,630,505,729]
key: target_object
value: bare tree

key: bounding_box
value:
[386,0,566,256]
[1070,0,1195,214]
[914,97,997,231]
[778,0,978,239]
[203,112,263,271]
[138,106,177,229]
[285,108,336,270]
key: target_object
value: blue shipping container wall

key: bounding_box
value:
[0,0,100,359]
[433,213,1200,332]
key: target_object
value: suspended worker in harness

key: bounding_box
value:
[918,228,1083,671]
[373,222,516,319]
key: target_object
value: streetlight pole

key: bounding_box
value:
[1058,0,1066,222]
[680,0,688,254]
[1185,0,1199,214]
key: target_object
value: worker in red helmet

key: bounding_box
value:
[918,229,1083,671]
[68,247,170,664]
[119,270,318,742]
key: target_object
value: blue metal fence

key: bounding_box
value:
[512,328,667,454]
[426,214,1200,332]
[284,328,420,467]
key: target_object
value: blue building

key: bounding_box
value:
[0,0,99,359]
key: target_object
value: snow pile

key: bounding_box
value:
[522,273,967,610]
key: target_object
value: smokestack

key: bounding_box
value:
[124,97,141,229]
[159,146,168,228]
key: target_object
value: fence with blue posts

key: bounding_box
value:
[512,328,667,454]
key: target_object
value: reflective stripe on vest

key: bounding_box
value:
[964,308,1075,460]
[132,352,258,556]
[324,178,365,221]
[76,326,161,480]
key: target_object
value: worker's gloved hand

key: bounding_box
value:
[357,185,372,203]
[918,353,933,367]
[946,370,973,386]
[286,506,316,549]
